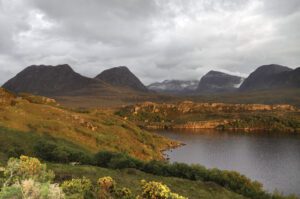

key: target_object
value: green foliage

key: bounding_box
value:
[0,185,22,199]
[114,187,133,199]
[223,115,300,132]
[33,140,93,164]
[94,151,143,169]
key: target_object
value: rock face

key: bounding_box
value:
[147,80,199,94]
[197,71,244,93]
[2,64,99,96]
[239,64,299,91]
[95,66,148,92]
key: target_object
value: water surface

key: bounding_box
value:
[158,130,300,196]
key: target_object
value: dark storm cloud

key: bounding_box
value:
[0,0,299,85]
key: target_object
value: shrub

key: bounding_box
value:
[138,180,187,199]
[94,151,143,169]
[33,140,93,164]
[115,187,133,199]
[3,155,54,186]
[0,156,64,199]
[61,177,93,198]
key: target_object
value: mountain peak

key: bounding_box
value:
[197,70,243,93]
[2,64,97,96]
[254,64,292,74]
[95,66,148,92]
[239,64,294,91]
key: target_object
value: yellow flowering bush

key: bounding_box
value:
[97,176,116,199]
[0,156,64,199]
[3,155,54,186]
[139,180,187,199]
[61,177,92,198]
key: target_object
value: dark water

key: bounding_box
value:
[158,130,300,196]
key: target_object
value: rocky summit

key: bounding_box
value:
[196,70,244,93]
[95,66,148,92]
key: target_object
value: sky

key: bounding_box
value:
[0,0,299,85]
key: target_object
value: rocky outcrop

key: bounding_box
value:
[129,101,296,115]
[118,101,298,131]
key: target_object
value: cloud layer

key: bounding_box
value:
[0,0,299,85]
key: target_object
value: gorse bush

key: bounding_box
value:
[138,180,187,199]
[61,177,93,199]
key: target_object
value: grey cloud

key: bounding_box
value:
[0,0,299,85]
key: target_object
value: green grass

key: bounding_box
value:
[49,163,247,199]
[0,127,93,164]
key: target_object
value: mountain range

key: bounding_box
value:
[148,80,199,94]
[2,64,299,100]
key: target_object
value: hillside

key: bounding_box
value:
[116,101,300,132]
[239,64,299,91]
[197,71,244,93]
[95,66,148,92]
[49,163,247,199]
[0,88,177,161]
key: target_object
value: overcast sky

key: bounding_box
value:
[0,0,299,85]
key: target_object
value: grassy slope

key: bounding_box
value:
[49,163,247,199]
[0,89,177,160]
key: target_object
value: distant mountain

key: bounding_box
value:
[197,71,244,93]
[95,66,148,92]
[2,64,101,96]
[239,64,299,91]
[148,80,199,94]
